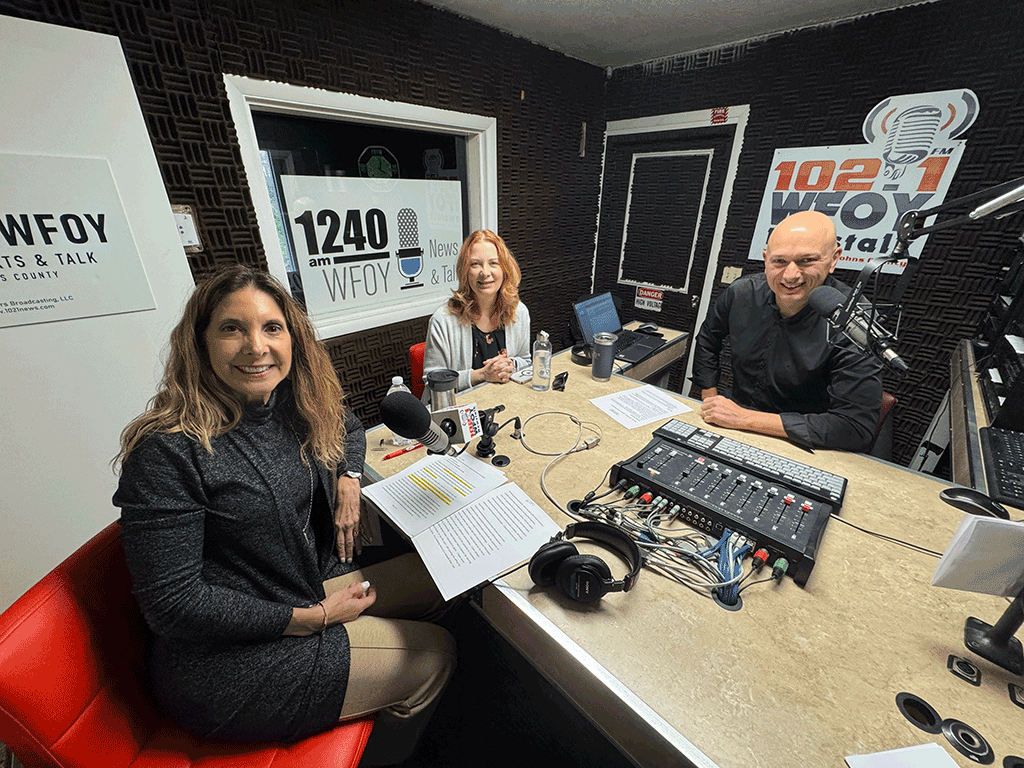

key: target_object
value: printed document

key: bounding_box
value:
[590,384,690,429]
[362,453,560,600]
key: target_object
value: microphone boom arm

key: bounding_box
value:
[838,174,1024,354]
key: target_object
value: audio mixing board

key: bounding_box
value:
[610,420,849,586]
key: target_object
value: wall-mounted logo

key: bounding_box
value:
[280,175,462,330]
[862,90,978,181]
[747,88,979,273]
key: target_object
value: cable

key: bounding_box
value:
[574,491,754,602]
[518,410,605,514]
[519,410,602,456]
[828,513,943,558]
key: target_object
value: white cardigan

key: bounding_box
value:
[423,302,532,393]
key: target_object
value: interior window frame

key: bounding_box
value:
[224,74,497,339]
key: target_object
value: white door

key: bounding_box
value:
[0,16,195,610]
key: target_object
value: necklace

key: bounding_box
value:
[291,431,314,545]
[475,323,494,345]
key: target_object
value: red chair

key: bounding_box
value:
[0,522,374,768]
[868,391,898,459]
[409,342,426,400]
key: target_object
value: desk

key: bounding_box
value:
[949,340,993,493]
[612,321,689,389]
[365,353,1022,767]
[932,339,1024,513]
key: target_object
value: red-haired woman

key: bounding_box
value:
[423,229,531,392]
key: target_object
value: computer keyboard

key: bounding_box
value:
[613,329,643,354]
[978,426,1024,508]
[653,419,848,506]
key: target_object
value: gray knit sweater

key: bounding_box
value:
[113,381,364,741]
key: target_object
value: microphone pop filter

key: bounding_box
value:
[807,285,845,316]
[380,390,432,439]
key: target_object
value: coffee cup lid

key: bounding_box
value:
[425,369,459,391]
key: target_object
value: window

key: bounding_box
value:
[225,75,496,338]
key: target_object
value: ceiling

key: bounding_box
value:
[417,0,931,68]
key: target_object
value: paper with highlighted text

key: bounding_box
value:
[362,453,560,600]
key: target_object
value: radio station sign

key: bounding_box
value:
[1,153,155,328]
[280,175,463,324]
[748,89,979,273]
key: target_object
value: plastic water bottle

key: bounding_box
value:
[532,330,552,391]
[386,376,414,445]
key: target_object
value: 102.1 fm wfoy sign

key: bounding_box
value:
[748,89,979,273]
[281,176,463,323]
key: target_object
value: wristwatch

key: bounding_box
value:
[344,470,362,480]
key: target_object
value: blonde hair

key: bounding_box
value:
[115,266,346,470]
[447,229,522,327]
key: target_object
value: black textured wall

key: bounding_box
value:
[607,0,1024,467]
[0,0,605,427]
[7,0,1022,465]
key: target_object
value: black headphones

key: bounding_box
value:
[528,521,642,603]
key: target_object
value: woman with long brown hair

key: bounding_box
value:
[423,229,531,392]
[113,265,454,763]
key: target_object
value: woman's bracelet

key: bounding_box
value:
[317,601,328,632]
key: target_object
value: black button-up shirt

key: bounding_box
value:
[692,273,883,452]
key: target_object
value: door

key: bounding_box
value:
[593,106,748,390]
[0,15,195,610]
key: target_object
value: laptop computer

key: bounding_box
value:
[572,292,664,363]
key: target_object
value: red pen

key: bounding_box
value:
[383,443,423,460]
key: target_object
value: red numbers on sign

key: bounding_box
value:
[773,157,945,193]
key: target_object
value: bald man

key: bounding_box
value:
[691,211,883,452]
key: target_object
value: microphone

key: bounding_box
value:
[808,286,910,373]
[380,390,454,455]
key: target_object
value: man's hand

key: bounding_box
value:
[700,394,788,439]
[334,475,363,563]
[700,394,751,429]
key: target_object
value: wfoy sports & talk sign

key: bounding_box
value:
[280,175,463,324]
[748,89,978,273]
[1,154,155,328]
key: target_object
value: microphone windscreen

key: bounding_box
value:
[380,390,433,439]
[807,285,846,316]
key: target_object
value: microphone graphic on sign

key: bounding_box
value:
[881,105,942,180]
[396,207,424,289]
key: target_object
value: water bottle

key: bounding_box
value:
[386,376,414,445]
[531,330,552,391]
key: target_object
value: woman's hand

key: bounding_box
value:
[323,580,376,624]
[284,581,376,636]
[475,353,515,385]
[334,475,363,564]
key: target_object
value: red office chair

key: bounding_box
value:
[409,342,426,399]
[868,391,898,459]
[0,522,374,768]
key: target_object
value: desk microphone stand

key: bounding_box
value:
[475,404,505,459]
[965,589,1024,676]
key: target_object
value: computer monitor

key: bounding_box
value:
[573,292,621,346]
